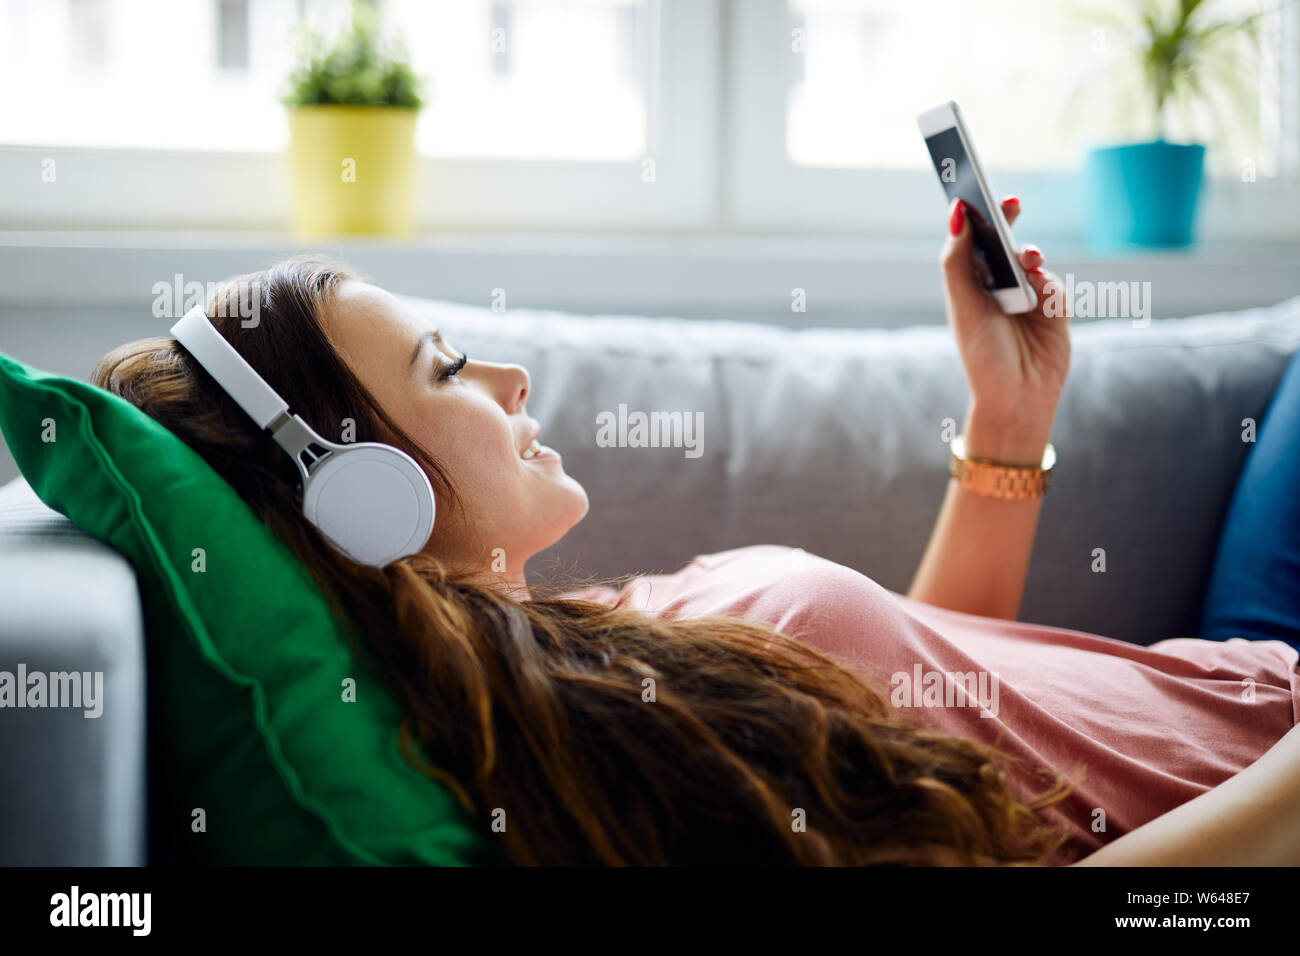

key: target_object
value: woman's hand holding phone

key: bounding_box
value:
[941,195,1071,464]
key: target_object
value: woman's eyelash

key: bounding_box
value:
[437,353,468,381]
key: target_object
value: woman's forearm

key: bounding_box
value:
[1074,722,1300,866]
[906,405,1054,621]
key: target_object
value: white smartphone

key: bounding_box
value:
[917,100,1037,314]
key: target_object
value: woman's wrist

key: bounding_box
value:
[961,406,1055,465]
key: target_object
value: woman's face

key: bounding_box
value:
[318,280,588,583]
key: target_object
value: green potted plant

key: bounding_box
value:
[282,1,427,237]
[1080,0,1265,250]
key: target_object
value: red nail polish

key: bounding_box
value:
[1005,196,1020,206]
[1023,244,1041,257]
[948,198,964,236]
[1026,266,1043,275]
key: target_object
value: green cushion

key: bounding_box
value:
[0,349,505,866]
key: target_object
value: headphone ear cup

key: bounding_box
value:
[301,443,436,566]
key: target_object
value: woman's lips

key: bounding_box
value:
[522,438,561,462]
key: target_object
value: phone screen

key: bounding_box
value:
[923,126,1017,290]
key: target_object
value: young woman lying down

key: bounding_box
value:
[93,196,1300,865]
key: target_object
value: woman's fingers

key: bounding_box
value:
[1002,196,1043,273]
[1019,244,1043,272]
[1025,265,1052,293]
[1025,267,1069,320]
[1002,197,1040,272]
[1001,195,1020,226]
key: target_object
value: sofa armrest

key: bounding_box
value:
[0,477,146,865]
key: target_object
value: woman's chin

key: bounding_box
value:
[563,480,590,525]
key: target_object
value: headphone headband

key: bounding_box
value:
[171,306,289,431]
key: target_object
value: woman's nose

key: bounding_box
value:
[478,361,530,413]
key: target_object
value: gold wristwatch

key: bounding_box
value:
[948,434,1056,500]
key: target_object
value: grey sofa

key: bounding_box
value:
[0,478,146,865]
[3,292,1299,865]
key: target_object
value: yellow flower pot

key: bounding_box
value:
[286,105,418,238]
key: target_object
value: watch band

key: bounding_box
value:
[948,433,1055,500]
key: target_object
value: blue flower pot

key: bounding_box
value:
[1083,140,1206,251]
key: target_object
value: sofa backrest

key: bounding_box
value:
[413,294,1300,646]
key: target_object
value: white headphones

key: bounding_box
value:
[170,305,436,567]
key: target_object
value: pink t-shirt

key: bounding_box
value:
[561,544,1300,864]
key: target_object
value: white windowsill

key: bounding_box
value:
[2,230,1299,326]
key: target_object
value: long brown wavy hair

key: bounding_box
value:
[93,255,1076,866]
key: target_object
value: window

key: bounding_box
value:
[0,0,305,151]
[0,0,715,229]
[785,0,1279,176]
[727,0,1298,241]
[394,0,654,160]
[0,0,655,159]
[0,0,1295,238]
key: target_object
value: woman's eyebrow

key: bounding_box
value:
[408,329,443,367]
